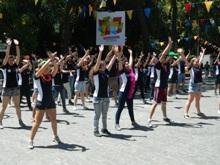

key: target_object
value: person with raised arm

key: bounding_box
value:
[183,47,207,118]
[147,37,173,127]
[115,48,138,131]
[91,45,117,137]
[28,52,61,149]
[0,39,26,129]
[73,50,90,110]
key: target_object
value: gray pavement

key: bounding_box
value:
[0,81,220,165]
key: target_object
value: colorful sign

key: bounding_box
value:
[96,11,125,45]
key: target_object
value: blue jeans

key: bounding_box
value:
[53,85,66,109]
[115,92,135,124]
[69,76,75,96]
[93,97,110,132]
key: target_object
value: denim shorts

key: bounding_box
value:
[74,81,86,92]
[188,83,202,93]
[2,87,20,96]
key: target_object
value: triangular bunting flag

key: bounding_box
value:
[126,10,133,20]
[185,3,192,13]
[144,8,151,18]
[0,13,3,19]
[100,0,106,8]
[218,26,220,33]
[192,20,198,30]
[113,0,117,5]
[88,4,93,16]
[204,1,213,13]
[78,6,82,16]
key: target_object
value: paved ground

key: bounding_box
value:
[0,80,220,165]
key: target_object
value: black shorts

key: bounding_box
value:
[216,75,220,84]
[35,100,56,110]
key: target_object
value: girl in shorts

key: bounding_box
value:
[28,52,61,149]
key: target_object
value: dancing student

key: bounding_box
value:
[19,55,33,111]
[28,52,61,149]
[135,52,151,104]
[147,37,173,127]
[105,47,119,106]
[148,53,157,102]
[115,48,138,131]
[0,39,26,129]
[183,47,207,118]
[52,57,69,113]
[167,52,179,99]
[91,45,117,137]
[214,52,220,95]
[73,50,90,110]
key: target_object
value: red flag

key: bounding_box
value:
[185,3,192,13]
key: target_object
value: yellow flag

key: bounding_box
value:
[192,20,198,30]
[113,0,117,5]
[204,1,213,13]
[35,0,38,5]
[78,6,82,16]
[100,0,106,8]
[126,10,133,20]
[0,13,3,19]
[160,42,165,46]
[194,35,198,40]
[88,4,93,16]
[218,26,220,33]
[177,39,180,43]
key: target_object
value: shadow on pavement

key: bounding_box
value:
[102,133,147,141]
[121,124,154,132]
[154,121,215,128]
[57,112,85,118]
[191,115,220,120]
[4,125,33,130]
[35,143,89,152]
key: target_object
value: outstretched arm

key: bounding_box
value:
[14,39,20,65]
[3,39,12,66]
[93,45,104,73]
[159,37,173,63]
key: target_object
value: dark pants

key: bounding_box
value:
[135,79,145,100]
[20,85,32,109]
[150,79,155,100]
[115,92,135,124]
[53,85,66,109]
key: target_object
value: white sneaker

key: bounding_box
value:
[115,124,121,131]
[147,119,153,127]
[28,140,34,149]
[218,110,220,114]
[0,122,4,129]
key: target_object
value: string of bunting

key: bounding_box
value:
[185,0,220,13]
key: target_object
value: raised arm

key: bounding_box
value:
[3,39,12,65]
[214,51,220,64]
[128,49,133,67]
[107,46,119,71]
[105,46,114,62]
[78,49,90,66]
[159,37,173,63]
[14,39,20,65]
[93,45,104,73]
[199,47,206,65]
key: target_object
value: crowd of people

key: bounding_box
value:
[0,38,220,149]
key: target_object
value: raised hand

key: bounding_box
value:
[128,49,133,54]
[6,38,12,46]
[168,36,173,44]
[99,44,104,52]
[13,39,19,45]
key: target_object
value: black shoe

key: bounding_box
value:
[94,131,102,137]
[197,112,206,118]
[163,118,172,124]
[131,122,139,128]
[63,108,70,114]
[101,129,111,135]
[69,100,74,105]
[19,120,26,127]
